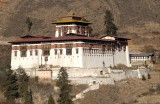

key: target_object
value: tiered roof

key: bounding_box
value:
[9,34,116,44]
[52,15,91,24]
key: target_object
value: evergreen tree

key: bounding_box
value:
[26,17,33,32]
[104,9,118,36]
[16,67,29,97]
[24,89,33,104]
[48,94,55,104]
[56,67,73,104]
[3,69,19,100]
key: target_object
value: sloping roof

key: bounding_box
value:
[100,35,131,40]
[67,33,87,37]
[52,20,91,24]
[9,35,116,44]
[130,53,154,57]
[21,35,51,39]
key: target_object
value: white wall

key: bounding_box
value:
[11,42,84,70]
[82,53,114,68]
[113,46,130,67]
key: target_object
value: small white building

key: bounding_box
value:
[9,15,131,79]
[130,53,154,66]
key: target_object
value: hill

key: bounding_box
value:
[0,0,160,40]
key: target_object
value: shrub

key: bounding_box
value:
[48,94,55,104]
[148,74,151,79]
[3,69,19,100]
[156,84,160,93]
[24,89,33,104]
[35,76,39,83]
[149,88,155,93]
[142,75,146,81]
[56,67,73,104]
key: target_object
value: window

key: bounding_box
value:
[62,26,68,36]
[55,49,57,55]
[66,44,72,48]
[76,49,78,54]
[66,44,72,55]
[42,45,51,56]
[69,26,72,33]
[77,26,80,33]
[45,57,48,61]
[20,46,27,57]
[30,46,32,49]
[58,27,61,36]
[14,51,17,56]
[66,49,72,55]
[43,50,50,56]
[35,50,38,56]
[30,51,32,56]
[21,51,26,57]
[60,49,62,55]
[82,27,85,34]
[35,45,38,49]
[102,45,106,54]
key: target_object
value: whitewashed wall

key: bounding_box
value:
[113,46,130,67]
[82,53,114,68]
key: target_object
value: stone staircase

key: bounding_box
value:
[72,83,100,101]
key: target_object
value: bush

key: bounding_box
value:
[148,74,151,79]
[35,76,39,83]
[3,69,19,100]
[48,94,55,104]
[149,88,155,93]
[142,75,146,81]
[56,67,73,104]
[156,84,160,93]
[24,89,33,104]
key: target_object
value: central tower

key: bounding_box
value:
[52,15,91,37]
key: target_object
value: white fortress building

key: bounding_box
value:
[9,15,132,83]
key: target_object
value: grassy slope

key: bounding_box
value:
[76,71,160,104]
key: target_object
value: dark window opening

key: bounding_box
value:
[76,49,78,54]
[43,50,50,56]
[55,49,57,55]
[60,49,63,55]
[21,51,26,57]
[30,51,32,56]
[66,49,72,55]
[35,50,38,56]
[20,46,27,57]
[14,51,17,56]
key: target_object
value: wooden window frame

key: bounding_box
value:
[43,50,50,56]
[21,51,26,57]
[35,50,38,56]
[55,49,57,55]
[42,45,51,56]
[66,49,72,55]
[76,48,78,54]
[30,50,32,56]
[60,49,63,55]
[14,51,17,57]
[20,46,27,57]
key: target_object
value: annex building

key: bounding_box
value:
[9,15,131,80]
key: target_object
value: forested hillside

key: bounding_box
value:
[0,0,160,40]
